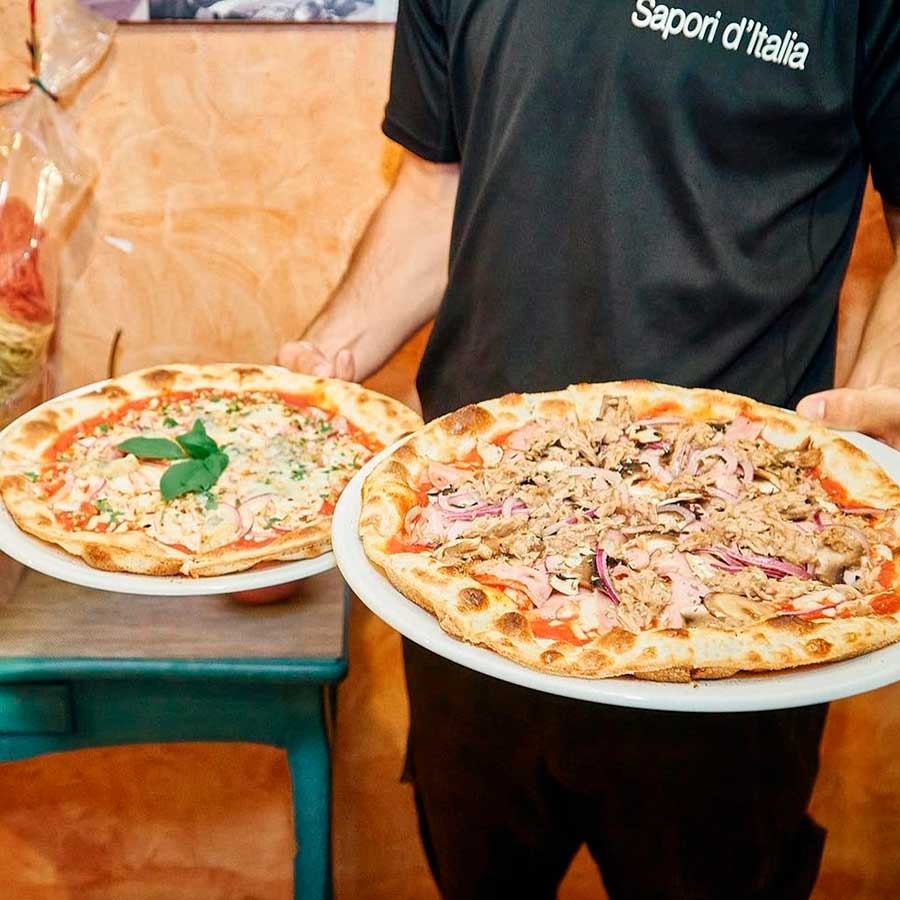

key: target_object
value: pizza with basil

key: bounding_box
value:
[359,381,900,681]
[0,364,421,576]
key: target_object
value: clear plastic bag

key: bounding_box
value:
[0,0,115,429]
[0,0,115,602]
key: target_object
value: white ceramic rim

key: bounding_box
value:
[0,376,335,595]
[333,431,900,712]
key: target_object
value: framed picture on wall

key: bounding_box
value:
[82,0,397,21]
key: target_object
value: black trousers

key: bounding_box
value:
[402,640,827,900]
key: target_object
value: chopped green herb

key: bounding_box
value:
[96,423,110,433]
[203,492,218,510]
[291,465,307,481]
[319,422,333,433]
[226,402,241,415]
[209,397,222,403]
[264,516,284,529]
[24,471,38,482]
[229,426,238,432]
[96,498,122,524]
[163,417,178,428]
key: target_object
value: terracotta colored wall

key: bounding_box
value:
[1,19,899,900]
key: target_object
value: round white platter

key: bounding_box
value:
[333,432,900,712]
[0,377,334,596]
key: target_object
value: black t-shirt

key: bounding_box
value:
[383,1,900,421]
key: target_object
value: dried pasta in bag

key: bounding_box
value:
[0,0,115,427]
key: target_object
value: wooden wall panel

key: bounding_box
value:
[56,23,395,391]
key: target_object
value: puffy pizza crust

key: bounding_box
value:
[1,363,422,576]
[360,381,900,680]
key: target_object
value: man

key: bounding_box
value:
[280,2,900,897]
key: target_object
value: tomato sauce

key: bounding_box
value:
[529,617,590,646]
[871,592,900,615]
[387,535,433,554]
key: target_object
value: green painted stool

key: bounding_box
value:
[0,568,348,900]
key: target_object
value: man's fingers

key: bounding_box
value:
[277,340,333,376]
[276,340,358,382]
[334,349,357,382]
[796,387,900,447]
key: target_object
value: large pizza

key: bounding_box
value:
[0,364,421,576]
[360,382,900,681]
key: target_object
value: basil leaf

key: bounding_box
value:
[160,451,229,502]
[117,437,186,459]
[203,451,229,480]
[176,419,219,459]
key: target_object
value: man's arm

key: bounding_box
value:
[278,151,459,380]
[796,202,900,448]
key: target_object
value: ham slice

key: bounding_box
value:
[724,416,764,443]
[655,552,710,628]
[473,561,552,607]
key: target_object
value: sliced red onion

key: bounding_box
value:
[657,503,696,523]
[707,486,740,503]
[86,477,108,501]
[699,547,813,580]
[739,460,754,484]
[437,497,528,522]
[594,547,621,605]
[645,441,671,452]
[543,515,580,537]
[237,493,276,536]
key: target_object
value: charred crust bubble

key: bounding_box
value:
[457,588,488,612]
[21,419,58,441]
[235,366,264,378]
[540,649,564,665]
[96,385,129,400]
[440,405,494,437]
[495,611,529,638]
[599,628,637,654]
[499,393,523,406]
[805,638,833,657]
[579,650,611,669]
[140,368,179,390]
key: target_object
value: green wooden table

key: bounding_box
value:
[0,568,348,900]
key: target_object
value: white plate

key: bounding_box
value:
[0,378,334,596]
[333,432,900,712]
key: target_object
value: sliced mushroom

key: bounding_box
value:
[682,604,716,625]
[814,546,863,585]
[629,425,663,443]
[550,576,580,596]
[659,492,705,506]
[437,538,483,559]
[704,592,772,623]
[755,469,782,492]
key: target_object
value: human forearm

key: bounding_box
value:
[281,151,459,381]
[844,203,900,388]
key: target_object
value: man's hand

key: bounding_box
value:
[277,340,357,381]
[797,201,900,448]
[796,387,900,449]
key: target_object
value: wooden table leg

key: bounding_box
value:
[286,686,333,900]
